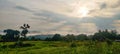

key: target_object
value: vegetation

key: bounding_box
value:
[0,24,120,54]
[1,29,20,42]
[51,34,62,41]
[20,24,30,39]
[0,41,120,54]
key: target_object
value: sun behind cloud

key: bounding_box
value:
[70,0,93,18]
[74,7,90,17]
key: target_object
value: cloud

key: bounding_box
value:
[41,22,98,35]
[0,0,14,8]
[33,10,84,24]
[47,25,75,35]
[100,3,107,9]
[80,0,120,17]
[77,23,98,34]
[0,0,120,35]
[113,20,120,33]
[15,6,33,12]
[103,0,120,8]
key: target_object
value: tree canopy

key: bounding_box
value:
[2,29,20,41]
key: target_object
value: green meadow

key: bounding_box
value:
[0,41,120,54]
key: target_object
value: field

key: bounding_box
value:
[0,41,120,54]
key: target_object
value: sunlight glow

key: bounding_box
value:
[76,7,89,17]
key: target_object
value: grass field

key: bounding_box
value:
[0,41,120,54]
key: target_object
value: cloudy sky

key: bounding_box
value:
[0,0,120,35]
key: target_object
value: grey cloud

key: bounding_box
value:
[111,0,120,8]
[32,10,72,27]
[0,0,15,10]
[100,3,107,9]
[89,13,120,30]
[15,6,34,12]
[1,0,120,34]
[30,11,120,34]
[101,0,120,8]
[113,13,120,20]
[31,10,84,32]
[33,10,120,31]
[92,18,115,30]
[33,10,82,24]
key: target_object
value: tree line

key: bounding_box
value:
[35,29,120,42]
[0,24,120,42]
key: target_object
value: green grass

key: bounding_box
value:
[0,41,120,54]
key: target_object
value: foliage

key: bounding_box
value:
[70,42,77,47]
[20,24,30,39]
[106,39,113,46]
[14,40,24,47]
[45,37,52,41]
[76,34,88,41]
[92,29,118,41]
[0,41,120,54]
[2,29,20,41]
[0,24,30,42]
[63,34,76,42]
[0,34,3,41]
[51,34,62,41]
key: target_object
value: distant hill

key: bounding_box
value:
[27,34,54,40]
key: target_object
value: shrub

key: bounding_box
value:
[70,42,77,47]
[14,40,23,47]
[11,41,34,48]
[106,39,113,46]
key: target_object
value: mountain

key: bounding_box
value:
[27,34,54,40]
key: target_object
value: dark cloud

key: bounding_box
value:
[100,0,120,9]
[92,18,115,30]
[100,3,107,9]
[15,6,33,12]
[33,10,81,23]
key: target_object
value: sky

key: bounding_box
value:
[0,0,120,35]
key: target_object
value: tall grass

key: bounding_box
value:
[0,41,120,54]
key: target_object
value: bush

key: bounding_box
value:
[106,39,113,46]
[14,40,23,47]
[10,41,34,48]
[70,42,77,47]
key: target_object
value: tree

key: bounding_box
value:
[63,34,76,42]
[116,34,120,40]
[0,34,3,41]
[76,34,88,41]
[45,37,52,41]
[2,29,20,41]
[92,29,118,41]
[31,36,35,40]
[20,24,30,39]
[51,34,62,41]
